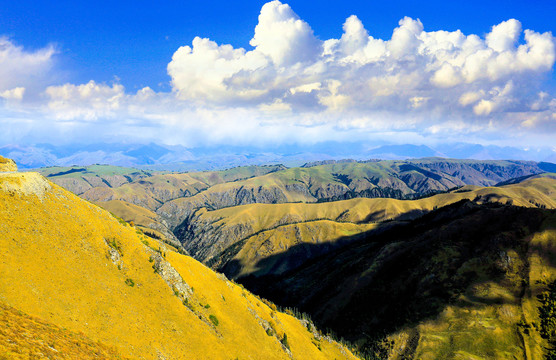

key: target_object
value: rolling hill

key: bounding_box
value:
[39,158,554,286]
[172,176,556,282]
[81,158,545,239]
[7,155,556,359]
[0,160,357,360]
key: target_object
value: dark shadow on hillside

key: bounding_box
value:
[49,167,87,177]
[236,200,556,357]
[220,208,424,279]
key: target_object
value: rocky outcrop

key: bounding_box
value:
[0,156,17,172]
[0,172,52,199]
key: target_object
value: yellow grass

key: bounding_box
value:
[0,302,127,359]
[0,170,358,360]
[234,220,376,277]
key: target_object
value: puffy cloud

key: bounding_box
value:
[45,81,125,120]
[167,1,555,122]
[250,1,321,66]
[0,37,56,97]
[486,19,521,53]
[1,1,555,149]
[0,87,25,101]
[168,37,268,102]
[168,1,321,103]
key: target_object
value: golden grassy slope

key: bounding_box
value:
[96,199,173,242]
[0,170,357,360]
[81,165,286,212]
[0,302,127,359]
[197,177,556,233]
[82,172,210,210]
[231,220,377,278]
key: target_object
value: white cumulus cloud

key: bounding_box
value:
[45,81,125,120]
[166,1,555,123]
[0,37,56,98]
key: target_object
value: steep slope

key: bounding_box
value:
[0,302,126,359]
[81,165,287,243]
[97,199,181,248]
[176,177,556,280]
[0,165,356,360]
[406,158,543,186]
[241,201,556,359]
[160,158,542,228]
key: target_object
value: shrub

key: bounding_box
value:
[106,237,123,256]
[152,263,160,274]
[209,315,219,326]
[281,333,290,350]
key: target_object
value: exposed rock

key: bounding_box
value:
[0,156,17,172]
[0,172,52,199]
[147,246,193,300]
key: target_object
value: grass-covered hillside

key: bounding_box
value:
[243,200,556,359]
[38,159,555,290]
[0,163,357,360]
[172,177,556,281]
[75,158,546,255]
[81,164,287,210]
[78,159,545,230]
[36,164,157,195]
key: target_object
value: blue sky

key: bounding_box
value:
[2,0,554,90]
[0,0,555,150]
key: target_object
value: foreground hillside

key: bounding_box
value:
[0,163,356,359]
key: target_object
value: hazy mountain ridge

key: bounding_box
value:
[4,142,556,170]
[39,158,553,278]
[84,158,547,244]
[36,164,158,195]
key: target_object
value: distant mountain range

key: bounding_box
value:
[2,142,556,170]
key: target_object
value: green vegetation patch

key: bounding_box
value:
[209,314,219,326]
[538,280,556,358]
